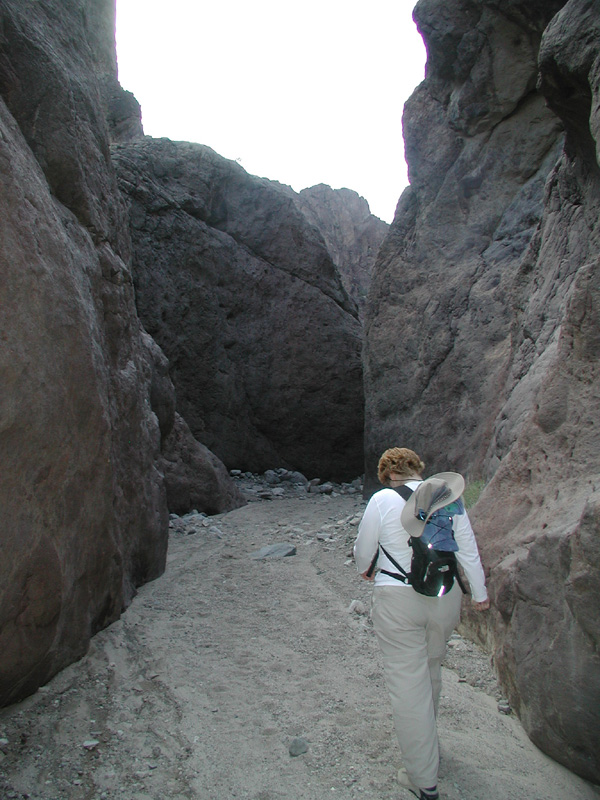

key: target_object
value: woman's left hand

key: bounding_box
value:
[360,570,375,581]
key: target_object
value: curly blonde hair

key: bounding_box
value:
[377,447,425,485]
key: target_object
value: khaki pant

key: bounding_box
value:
[371,584,462,790]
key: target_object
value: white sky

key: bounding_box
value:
[115,1,426,223]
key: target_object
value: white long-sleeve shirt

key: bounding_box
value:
[354,482,488,602]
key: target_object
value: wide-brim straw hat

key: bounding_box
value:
[400,472,465,538]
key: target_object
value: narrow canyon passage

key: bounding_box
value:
[0,494,594,800]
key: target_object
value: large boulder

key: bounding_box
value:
[363,0,600,781]
[112,138,365,481]
[160,413,246,516]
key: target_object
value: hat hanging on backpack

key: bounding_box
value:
[400,472,465,538]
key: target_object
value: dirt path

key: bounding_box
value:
[1,491,598,800]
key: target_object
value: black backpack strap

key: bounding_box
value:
[365,484,414,579]
[378,543,411,584]
[393,484,414,501]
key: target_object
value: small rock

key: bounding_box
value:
[169,518,187,534]
[348,600,367,616]
[498,700,512,715]
[286,471,309,486]
[289,736,309,757]
[82,739,100,750]
[250,544,297,560]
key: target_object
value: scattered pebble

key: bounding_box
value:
[82,740,100,750]
[289,737,309,757]
[348,600,367,615]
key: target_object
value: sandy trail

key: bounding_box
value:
[1,492,597,800]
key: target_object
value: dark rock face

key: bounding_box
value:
[143,332,245,516]
[292,184,388,317]
[364,0,565,488]
[112,138,365,482]
[0,0,241,707]
[468,1,600,783]
[0,0,166,705]
[160,413,246,515]
[364,0,599,781]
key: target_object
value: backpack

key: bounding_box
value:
[373,485,467,598]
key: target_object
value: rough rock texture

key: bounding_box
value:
[292,184,388,317]
[466,0,600,783]
[160,413,246,515]
[364,0,600,782]
[143,332,245,516]
[71,0,144,143]
[112,138,364,482]
[0,0,165,706]
[0,0,240,708]
[364,0,566,488]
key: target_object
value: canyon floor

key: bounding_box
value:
[1,485,598,800]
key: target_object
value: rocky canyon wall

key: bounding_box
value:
[112,139,366,481]
[364,0,599,781]
[0,0,241,706]
[0,0,371,706]
[291,184,388,318]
